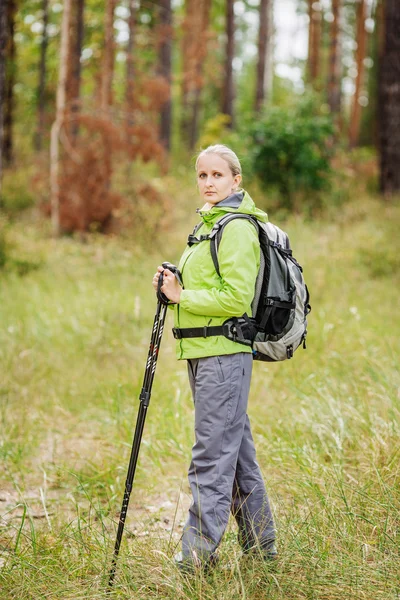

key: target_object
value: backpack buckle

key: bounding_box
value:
[286,345,294,359]
[172,328,182,339]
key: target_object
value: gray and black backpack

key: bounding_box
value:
[173,213,311,362]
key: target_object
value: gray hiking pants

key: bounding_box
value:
[182,352,275,562]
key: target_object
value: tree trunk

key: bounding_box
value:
[34,0,49,151]
[125,0,136,125]
[307,0,322,85]
[255,0,272,113]
[69,0,84,141]
[328,0,342,115]
[180,0,211,148]
[379,0,400,195]
[222,0,235,127]
[50,0,72,237]
[158,0,172,151]
[3,0,16,166]
[190,0,211,148]
[349,0,368,148]
[0,0,7,193]
[101,0,116,111]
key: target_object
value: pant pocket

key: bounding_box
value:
[215,356,225,383]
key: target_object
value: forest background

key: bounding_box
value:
[0,0,399,599]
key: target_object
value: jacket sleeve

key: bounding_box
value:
[179,219,260,317]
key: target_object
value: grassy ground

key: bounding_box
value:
[0,188,399,599]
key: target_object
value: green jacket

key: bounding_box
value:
[174,189,268,360]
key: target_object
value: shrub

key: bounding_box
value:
[250,99,335,212]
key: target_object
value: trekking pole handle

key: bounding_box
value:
[162,262,183,287]
[156,262,183,305]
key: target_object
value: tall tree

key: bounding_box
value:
[222,0,235,127]
[307,0,322,85]
[101,0,116,111]
[0,0,7,192]
[328,0,342,116]
[379,0,400,195]
[181,0,211,149]
[34,0,49,151]
[69,0,85,140]
[255,0,272,113]
[3,0,16,166]
[349,0,368,148]
[158,0,172,151]
[125,0,136,125]
[50,0,73,236]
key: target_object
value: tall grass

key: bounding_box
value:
[0,193,399,599]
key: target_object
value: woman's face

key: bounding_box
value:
[196,153,242,206]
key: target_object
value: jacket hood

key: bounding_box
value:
[197,189,268,225]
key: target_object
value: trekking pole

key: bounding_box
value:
[108,263,182,591]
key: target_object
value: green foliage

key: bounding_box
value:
[250,99,335,211]
[0,221,9,269]
[197,113,232,149]
[0,219,42,275]
[0,167,36,215]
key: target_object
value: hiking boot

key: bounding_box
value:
[261,543,278,561]
[174,551,219,575]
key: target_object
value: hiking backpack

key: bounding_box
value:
[174,213,311,362]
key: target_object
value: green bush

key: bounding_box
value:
[0,170,35,214]
[250,99,335,211]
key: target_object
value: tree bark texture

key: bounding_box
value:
[0,0,7,191]
[3,0,16,166]
[50,0,72,237]
[101,0,116,111]
[125,0,136,125]
[69,0,84,140]
[307,0,322,84]
[158,0,172,151]
[181,0,211,148]
[34,0,49,151]
[255,0,272,113]
[349,0,368,148]
[328,0,342,115]
[222,0,235,127]
[379,0,400,194]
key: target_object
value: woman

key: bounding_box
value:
[152,144,276,571]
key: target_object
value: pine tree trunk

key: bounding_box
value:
[101,0,116,111]
[180,0,211,148]
[3,0,16,166]
[328,0,342,115]
[50,0,72,237]
[69,0,84,141]
[125,0,136,125]
[158,0,172,151]
[190,0,211,148]
[349,0,368,148]
[222,0,235,127]
[308,0,322,84]
[0,0,7,193]
[34,0,49,151]
[379,0,400,194]
[255,0,271,113]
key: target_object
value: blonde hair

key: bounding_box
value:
[195,144,242,178]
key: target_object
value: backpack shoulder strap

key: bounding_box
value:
[210,213,259,277]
